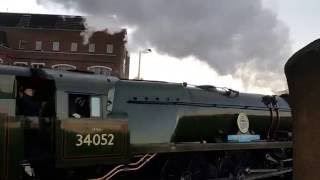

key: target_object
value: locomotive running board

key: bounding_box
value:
[205,168,292,180]
[131,141,292,154]
[243,168,292,180]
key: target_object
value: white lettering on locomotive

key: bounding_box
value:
[75,133,115,146]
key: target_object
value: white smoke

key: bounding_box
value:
[36,0,292,91]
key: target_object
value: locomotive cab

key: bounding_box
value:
[0,71,54,179]
[0,66,129,179]
[0,71,60,179]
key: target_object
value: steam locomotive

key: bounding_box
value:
[0,65,292,180]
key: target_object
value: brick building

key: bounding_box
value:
[0,12,130,78]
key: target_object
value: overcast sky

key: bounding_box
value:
[0,0,318,94]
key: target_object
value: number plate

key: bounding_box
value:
[60,119,128,159]
[75,133,115,147]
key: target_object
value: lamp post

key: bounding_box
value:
[137,48,152,79]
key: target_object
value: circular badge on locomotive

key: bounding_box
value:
[237,113,249,134]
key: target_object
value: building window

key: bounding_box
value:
[52,41,60,51]
[52,64,76,71]
[87,66,112,76]
[35,41,42,51]
[88,43,95,53]
[106,44,113,54]
[31,63,45,68]
[71,42,78,52]
[0,58,3,64]
[19,40,26,49]
[68,94,101,118]
[13,62,28,67]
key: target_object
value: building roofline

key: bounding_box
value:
[0,12,128,33]
[0,12,83,19]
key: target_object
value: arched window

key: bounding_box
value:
[31,63,45,68]
[87,66,112,76]
[52,64,76,71]
[13,61,28,67]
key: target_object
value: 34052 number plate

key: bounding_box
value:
[75,133,115,147]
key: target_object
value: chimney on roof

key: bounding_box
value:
[17,14,31,27]
[55,16,84,30]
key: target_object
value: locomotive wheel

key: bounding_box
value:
[161,154,218,180]
[180,171,192,180]
[234,168,246,180]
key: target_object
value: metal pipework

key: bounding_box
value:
[92,153,157,180]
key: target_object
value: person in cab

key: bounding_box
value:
[17,85,42,129]
[18,86,40,117]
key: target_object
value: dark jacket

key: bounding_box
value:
[17,95,40,116]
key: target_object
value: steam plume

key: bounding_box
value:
[36,0,292,90]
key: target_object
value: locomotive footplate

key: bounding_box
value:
[243,168,292,180]
[131,141,292,154]
[202,168,292,180]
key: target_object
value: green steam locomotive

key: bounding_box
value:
[0,65,292,179]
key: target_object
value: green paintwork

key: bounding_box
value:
[0,75,23,180]
[0,115,24,180]
[0,113,6,180]
[6,116,23,180]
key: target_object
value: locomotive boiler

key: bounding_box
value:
[0,65,292,180]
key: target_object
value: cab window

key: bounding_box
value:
[68,93,101,118]
[90,96,101,117]
[107,87,115,113]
